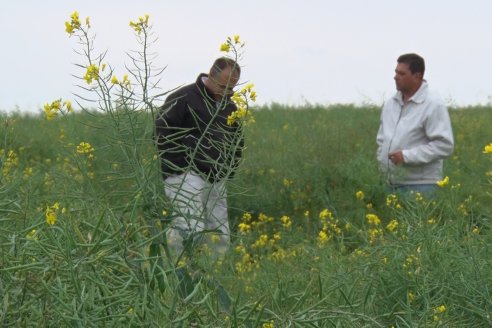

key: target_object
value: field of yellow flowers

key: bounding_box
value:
[1,105,492,327]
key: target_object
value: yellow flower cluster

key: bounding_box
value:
[129,14,150,34]
[45,202,60,225]
[111,74,131,88]
[407,291,415,303]
[366,213,381,226]
[228,83,257,126]
[317,208,342,247]
[386,219,399,232]
[386,194,401,209]
[283,178,293,187]
[366,214,383,244]
[65,11,82,35]
[84,64,100,84]
[220,35,243,53]
[234,244,259,273]
[368,228,383,244]
[252,234,269,248]
[433,304,446,322]
[403,254,420,277]
[76,142,95,160]
[43,99,73,120]
[483,142,492,154]
[436,176,449,187]
[355,190,365,200]
[1,149,19,180]
[280,215,292,229]
[26,229,37,240]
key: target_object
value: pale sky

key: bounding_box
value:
[1,0,492,113]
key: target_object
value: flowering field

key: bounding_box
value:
[1,105,492,327]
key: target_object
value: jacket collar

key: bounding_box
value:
[393,81,428,105]
[195,73,215,101]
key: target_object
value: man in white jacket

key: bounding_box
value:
[376,53,454,195]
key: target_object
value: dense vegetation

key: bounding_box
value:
[1,105,491,327]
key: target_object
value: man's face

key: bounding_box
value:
[394,62,421,93]
[209,66,239,100]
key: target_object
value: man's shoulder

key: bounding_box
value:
[168,81,198,99]
[422,88,446,108]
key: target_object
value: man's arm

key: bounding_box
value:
[402,104,454,165]
[155,93,189,174]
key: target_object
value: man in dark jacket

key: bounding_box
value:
[155,57,243,255]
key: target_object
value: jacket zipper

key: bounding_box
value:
[386,102,405,184]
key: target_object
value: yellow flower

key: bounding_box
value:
[355,190,364,200]
[65,11,81,35]
[434,304,446,314]
[252,234,269,248]
[111,75,119,84]
[319,209,333,220]
[234,35,241,44]
[250,90,257,102]
[241,212,252,222]
[45,202,60,225]
[283,178,293,187]
[76,142,95,155]
[262,321,274,328]
[85,16,90,27]
[210,234,220,243]
[26,229,37,240]
[280,215,292,229]
[220,42,230,52]
[408,291,415,302]
[386,219,398,232]
[63,100,73,112]
[317,230,330,246]
[44,103,57,120]
[368,228,383,244]
[83,64,99,84]
[129,15,149,34]
[436,176,449,187]
[483,143,492,154]
[427,218,436,225]
[122,74,131,87]
[366,213,381,226]
[65,21,74,34]
[238,222,251,234]
[44,99,68,120]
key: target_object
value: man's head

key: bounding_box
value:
[207,57,241,100]
[394,53,425,95]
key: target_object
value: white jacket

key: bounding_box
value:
[376,82,454,185]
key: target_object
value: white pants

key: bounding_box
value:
[164,171,230,255]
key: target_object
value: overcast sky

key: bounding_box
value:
[1,0,492,113]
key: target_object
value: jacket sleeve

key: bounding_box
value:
[402,104,454,165]
[155,93,188,175]
[376,107,385,164]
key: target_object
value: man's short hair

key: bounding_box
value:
[397,53,425,77]
[209,57,241,78]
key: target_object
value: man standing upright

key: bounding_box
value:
[155,57,243,255]
[376,53,454,195]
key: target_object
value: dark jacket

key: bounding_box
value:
[155,74,244,182]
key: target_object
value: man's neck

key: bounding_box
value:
[402,82,423,104]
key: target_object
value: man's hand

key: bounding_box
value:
[389,150,404,165]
